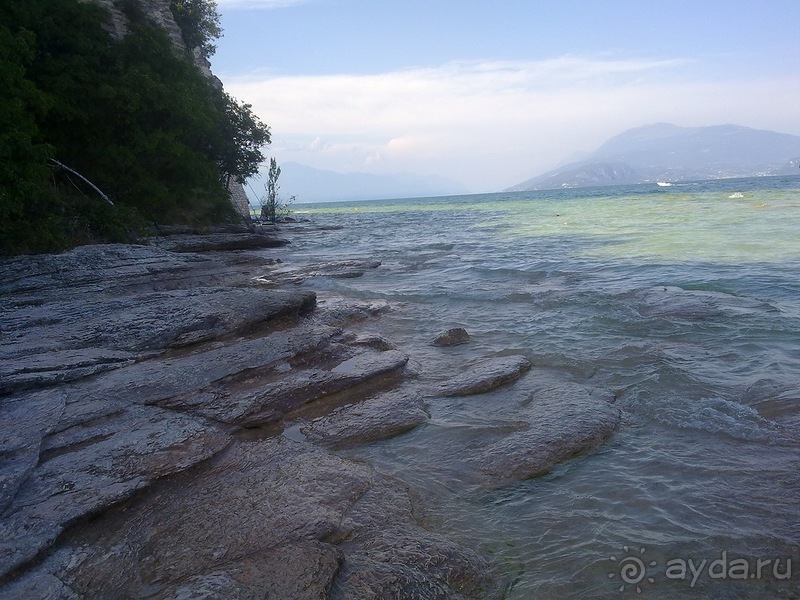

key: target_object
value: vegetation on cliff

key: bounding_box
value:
[0,0,269,254]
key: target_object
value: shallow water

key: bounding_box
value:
[274,176,800,598]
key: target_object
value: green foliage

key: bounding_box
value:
[260,158,282,223]
[170,0,222,56]
[214,93,271,185]
[0,0,271,254]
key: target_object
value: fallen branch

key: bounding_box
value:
[48,159,114,206]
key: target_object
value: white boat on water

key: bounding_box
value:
[656,181,672,187]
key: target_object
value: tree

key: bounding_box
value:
[169,0,222,56]
[260,158,281,223]
[0,0,273,254]
[214,92,271,187]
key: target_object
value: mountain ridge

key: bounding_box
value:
[508,123,800,191]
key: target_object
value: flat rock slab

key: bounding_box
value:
[437,355,532,396]
[475,382,620,485]
[0,398,229,579]
[255,259,382,285]
[152,233,289,252]
[3,438,499,599]
[0,244,230,297]
[0,286,316,394]
[0,244,316,395]
[158,348,410,427]
[300,389,429,447]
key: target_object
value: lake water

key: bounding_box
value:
[277,176,800,598]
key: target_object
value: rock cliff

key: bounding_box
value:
[81,0,250,218]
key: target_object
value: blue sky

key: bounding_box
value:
[212,0,800,191]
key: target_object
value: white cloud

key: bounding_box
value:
[226,57,800,191]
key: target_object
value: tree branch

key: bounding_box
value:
[49,159,114,206]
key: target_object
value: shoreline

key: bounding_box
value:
[0,226,505,598]
[0,221,626,597]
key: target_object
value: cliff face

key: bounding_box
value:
[83,0,185,49]
[82,0,252,218]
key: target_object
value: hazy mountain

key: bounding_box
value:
[270,163,469,203]
[508,123,800,191]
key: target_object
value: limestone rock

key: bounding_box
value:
[0,398,229,579]
[255,259,382,285]
[349,332,396,351]
[475,383,620,484]
[11,438,498,599]
[311,297,393,327]
[0,241,502,598]
[157,348,410,427]
[300,389,429,447]
[432,327,470,347]
[152,232,289,252]
[0,244,316,394]
[437,355,531,397]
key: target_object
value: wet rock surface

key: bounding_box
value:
[0,229,626,598]
[0,238,503,598]
[432,327,470,347]
[254,258,383,285]
[437,355,532,396]
[474,382,621,485]
[300,388,429,448]
[152,231,290,253]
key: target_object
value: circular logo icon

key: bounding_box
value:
[609,546,657,593]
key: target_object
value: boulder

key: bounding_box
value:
[432,327,470,347]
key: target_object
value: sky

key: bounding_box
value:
[210,0,800,192]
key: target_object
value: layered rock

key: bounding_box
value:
[0,239,498,598]
[474,382,621,484]
[437,355,532,397]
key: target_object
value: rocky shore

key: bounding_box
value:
[0,225,621,598]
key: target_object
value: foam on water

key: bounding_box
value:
[284,176,800,598]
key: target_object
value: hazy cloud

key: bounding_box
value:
[227,57,800,191]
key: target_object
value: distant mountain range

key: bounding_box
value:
[507,123,800,191]
[273,162,469,203]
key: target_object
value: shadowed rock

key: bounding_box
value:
[437,355,531,396]
[300,389,429,447]
[152,232,289,252]
[0,394,229,579]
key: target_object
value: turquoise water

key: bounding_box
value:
[283,176,800,598]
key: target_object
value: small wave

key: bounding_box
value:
[643,395,781,442]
